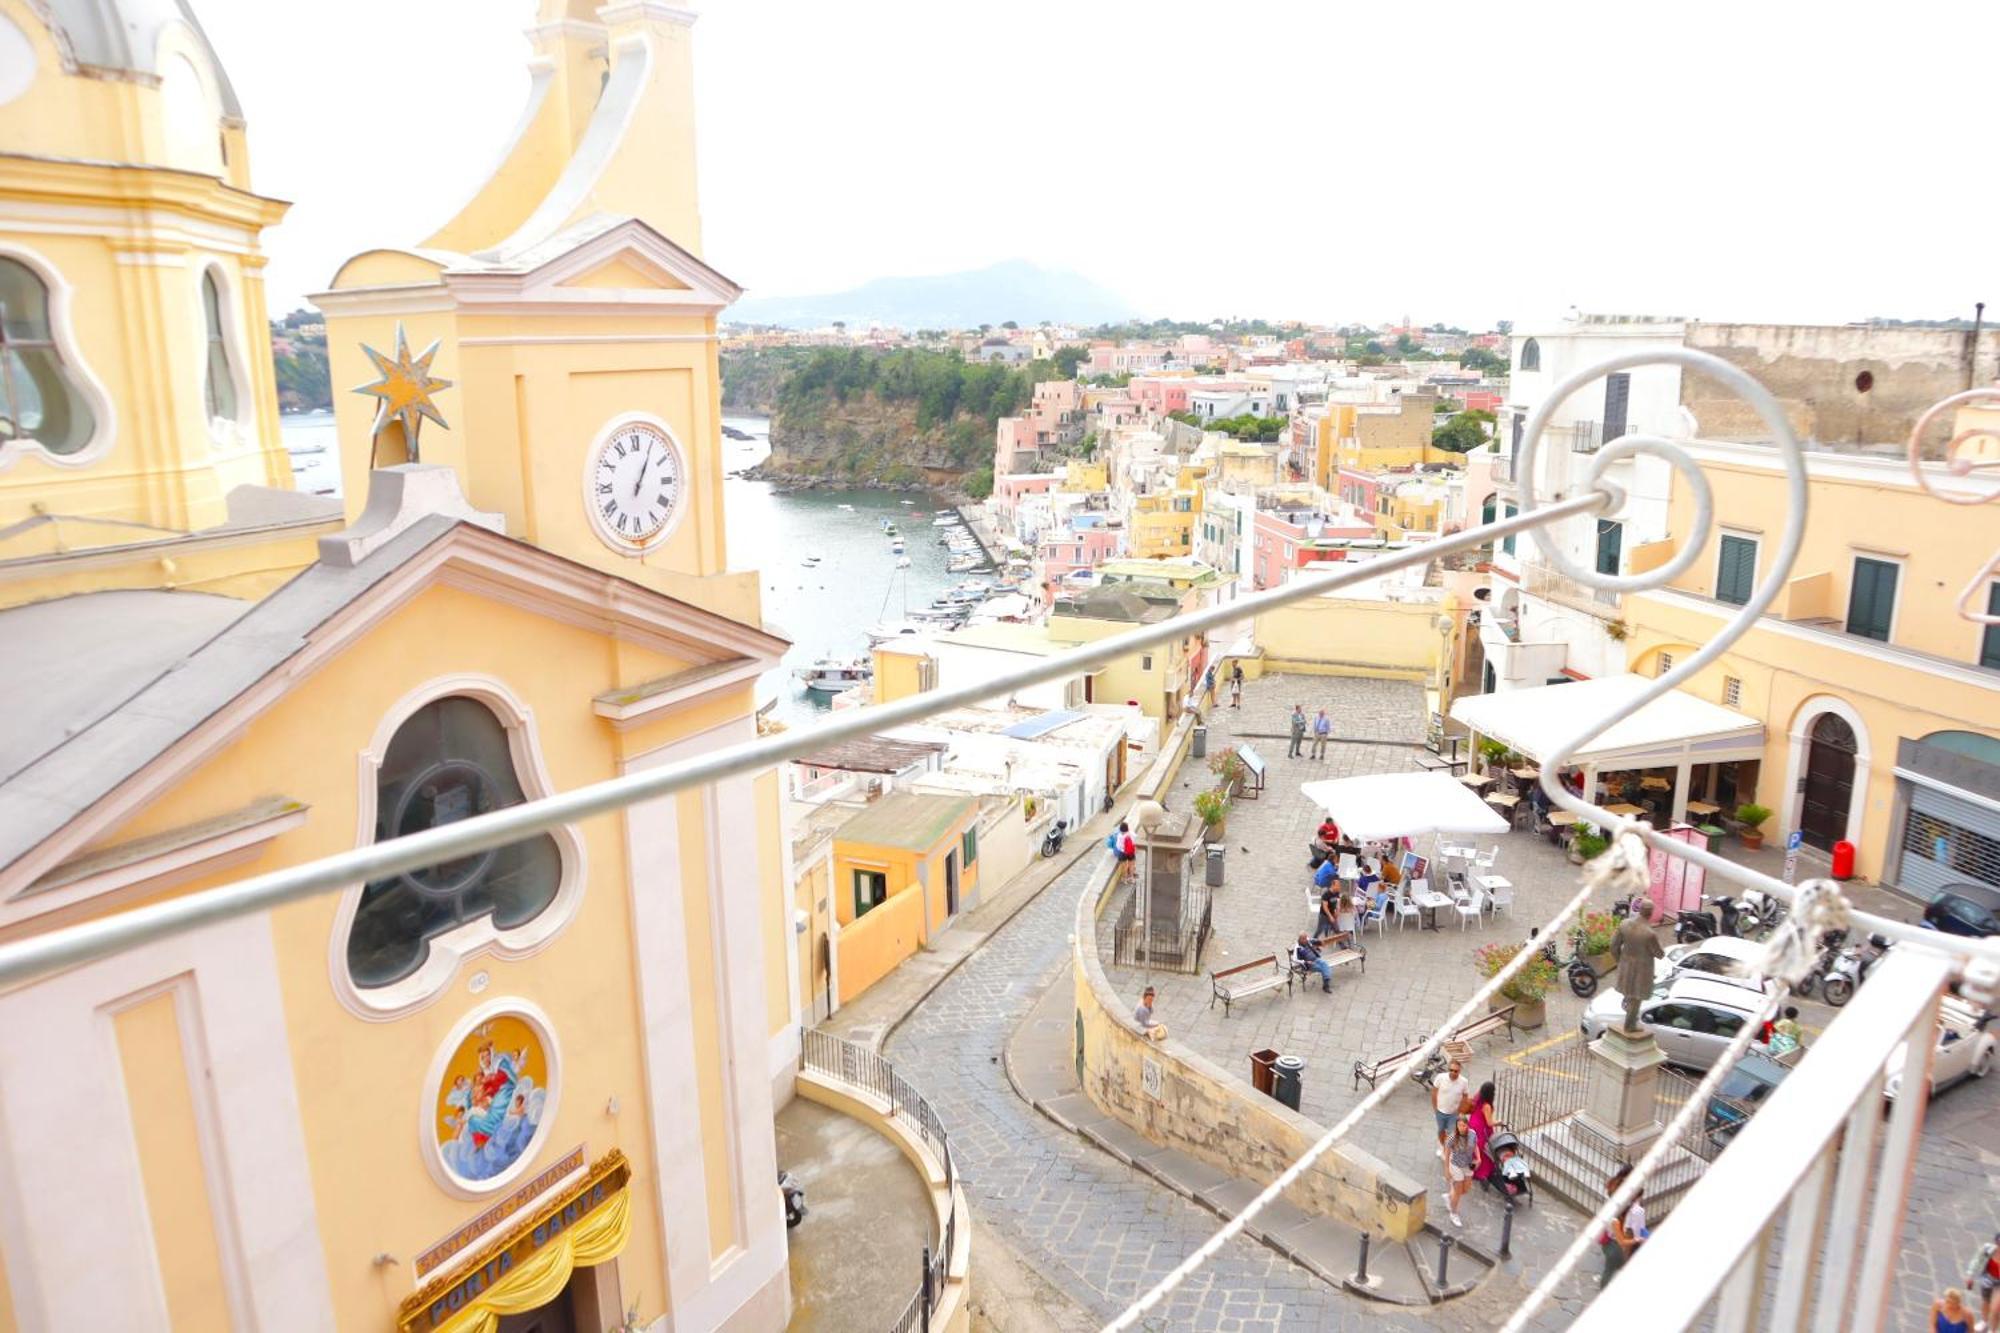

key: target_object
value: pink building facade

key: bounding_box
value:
[1035,520,1125,604]
[1127,376,1193,416]
[1249,505,1375,589]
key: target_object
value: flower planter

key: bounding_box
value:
[1740,831,1764,851]
[1494,994,1545,1030]
[1583,952,1614,978]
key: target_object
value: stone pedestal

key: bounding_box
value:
[1574,1026,1666,1154]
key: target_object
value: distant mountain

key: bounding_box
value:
[728,260,1136,331]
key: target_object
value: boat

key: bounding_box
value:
[899,500,913,506]
[794,656,873,693]
[890,538,907,554]
[895,555,912,568]
[946,556,983,574]
[287,442,327,456]
[802,554,821,567]
[866,620,930,644]
[837,503,855,512]
[932,514,960,528]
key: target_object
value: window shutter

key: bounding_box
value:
[1847,558,1897,641]
[1983,584,2000,670]
[1717,536,1755,606]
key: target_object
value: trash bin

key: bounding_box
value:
[1206,842,1226,887]
[1192,724,1208,759]
[1831,839,1857,881]
[1274,1055,1305,1110]
[1250,1048,1279,1097]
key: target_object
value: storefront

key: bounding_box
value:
[1890,731,2000,903]
[398,1151,633,1333]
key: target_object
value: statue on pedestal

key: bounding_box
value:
[1611,899,1664,1035]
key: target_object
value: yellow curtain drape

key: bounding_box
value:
[429,1187,632,1333]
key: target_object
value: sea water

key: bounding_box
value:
[281,412,973,724]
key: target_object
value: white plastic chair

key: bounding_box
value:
[1456,891,1485,930]
[1361,891,1390,936]
[1485,880,1515,916]
[1338,852,1359,881]
[1393,895,1421,931]
[1474,846,1500,873]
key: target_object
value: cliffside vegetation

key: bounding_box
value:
[270,309,331,412]
[731,346,1070,490]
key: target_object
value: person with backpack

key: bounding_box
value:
[1107,821,1136,877]
[1599,1165,1648,1284]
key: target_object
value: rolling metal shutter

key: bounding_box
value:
[1896,780,2000,900]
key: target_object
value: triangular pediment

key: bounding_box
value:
[447,216,743,313]
[556,252,691,292]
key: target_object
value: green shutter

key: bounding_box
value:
[1717,535,1754,605]
[1982,583,2000,669]
[1847,558,1897,641]
[963,827,978,867]
[1502,505,1517,556]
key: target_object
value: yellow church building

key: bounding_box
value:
[0,2,804,1329]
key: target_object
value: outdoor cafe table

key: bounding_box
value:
[1604,802,1645,818]
[1686,799,1721,819]
[1509,765,1540,781]
[1412,888,1454,930]
[1458,772,1494,789]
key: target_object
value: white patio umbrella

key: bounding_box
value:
[1299,771,1507,842]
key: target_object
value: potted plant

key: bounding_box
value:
[1193,786,1232,838]
[1473,941,1558,1030]
[1571,828,1609,866]
[1476,737,1509,775]
[1208,746,1247,796]
[1734,803,1773,851]
[1574,910,1619,978]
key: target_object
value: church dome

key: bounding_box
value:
[38,0,243,119]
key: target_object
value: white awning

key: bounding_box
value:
[1449,674,1764,770]
[1300,771,1509,842]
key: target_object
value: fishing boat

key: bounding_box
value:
[894,555,912,568]
[794,656,873,693]
[837,503,855,512]
[946,555,983,574]
[931,514,960,528]
[899,499,913,506]
[802,554,821,567]
[889,537,907,554]
[866,620,929,644]
[286,442,328,456]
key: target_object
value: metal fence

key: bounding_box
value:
[1109,878,1214,974]
[800,1027,957,1332]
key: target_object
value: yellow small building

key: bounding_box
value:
[831,792,981,1004]
[1129,488,1202,559]
[1312,398,1463,490]
[1061,459,1110,492]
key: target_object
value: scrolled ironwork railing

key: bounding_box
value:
[800,1027,957,1333]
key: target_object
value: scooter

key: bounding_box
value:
[1041,818,1069,859]
[779,1171,807,1228]
[1534,926,1604,998]
[1738,887,1785,937]
[1822,933,1892,1008]
[1674,895,1749,944]
[1790,929,1849,1002]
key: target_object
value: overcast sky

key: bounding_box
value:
[202,0,1999,330]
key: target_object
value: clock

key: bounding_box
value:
[584,418,686,553]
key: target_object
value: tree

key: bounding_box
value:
[1052,345,1088,377]
[1364,340,1385,355]
[1460,347,1506,374]
[1496,320,1514,335]
[1001,320,1019,330]
[964,465,994,499]
[1432,409,1494,453]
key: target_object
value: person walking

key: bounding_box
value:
[1310,707,1332,760]
[1469,1080,1497,1188]
[1443,1114,1475,1227]
[1229,661,1244,708]
[1599,1165,1648,1285]
[1432,1056,1470,1157]
[1968,1232,1999,1331]
[1932,1288,1973,1333]
[1288,704,1307,758]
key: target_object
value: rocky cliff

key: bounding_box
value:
[748,395,983,492]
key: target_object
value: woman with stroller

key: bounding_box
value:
[1468,1080,1498,1187]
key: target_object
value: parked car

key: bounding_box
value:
[1705,1050,1793,1146]
[1580,976,1771,1071]
[1883,996,1996,1102]
[1660,936,1776,994]
[1921,887,2000,939]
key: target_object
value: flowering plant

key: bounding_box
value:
[1473,941,1558,1002]
[1574,910,1619,956]
[1207,747,1247,791]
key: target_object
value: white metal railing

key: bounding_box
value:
[0,351,1994,1333]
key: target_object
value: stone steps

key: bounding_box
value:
[1518,1116,1704,1220]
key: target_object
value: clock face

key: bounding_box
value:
[586,420,684,552]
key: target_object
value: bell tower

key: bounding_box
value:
[315,1,757,627]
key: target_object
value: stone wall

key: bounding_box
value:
[1683,322,2000,447]
[1070,714,1429,1241]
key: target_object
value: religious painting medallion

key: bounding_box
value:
[583,416,686,554]
[426,1002,558,1195]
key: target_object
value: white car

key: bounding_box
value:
[1659,937,1775,995]
[1581,976,1768,1071]
[1883,997,1996,1102]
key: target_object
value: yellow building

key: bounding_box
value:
[831,792,981,1004]
[1061,458,1109,492]
[1129,487,1201,559]
[0,4,805,1330]
[1311,397,1462,490]
[1050,583,1203,724]
[1376,478,1447,539]
[1620,440,2000,889]
[0,0,336,605]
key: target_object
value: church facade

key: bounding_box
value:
[0,3,799,1330]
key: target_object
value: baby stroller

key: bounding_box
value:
[1483,1125,1533,1206]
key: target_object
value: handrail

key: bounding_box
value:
[0,493,1605,989]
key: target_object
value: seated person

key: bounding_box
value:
[1294,933,1336,993]
[1355,858,1382,896]
[1316,817,1341,848]
[1313,855,1340,893]
[1772,1006,1803,1043]
[1132,985,1166,1040]
[1315,883,1341,938]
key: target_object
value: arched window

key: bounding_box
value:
[0,256,95,455]
[200,270,238,423]
[345,695,565,989]
[1518,338,1541,373]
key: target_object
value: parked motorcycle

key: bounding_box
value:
[1674,895,1750,944]
[1041,818,1069,859]
[1534,926,1603,998]
[779,1170,807,1228]
[1790,929,1850,1002]
[1737,887,1785,937]
[1822,933,1892,1008]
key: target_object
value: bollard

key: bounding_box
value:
[920,1244,933,1333]
[1354,1231,1372,1285]
[1498,1199,1516,1260]
[1437,1231,1454,1287]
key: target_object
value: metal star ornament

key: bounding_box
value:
[353,322,452,461]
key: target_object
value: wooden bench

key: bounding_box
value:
[1210,955,1291,1015]
[1349,1007,1518,1090]
[1287,939,1366,989]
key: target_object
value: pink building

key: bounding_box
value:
[1127,376,1192,416]
[1035,519,1125,604]
[989,472,1059,532]
[1249,503,1376,590]
[995,417,1039,477]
